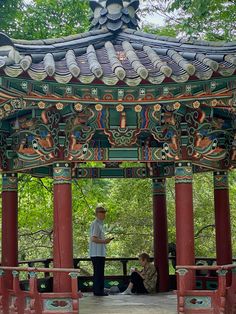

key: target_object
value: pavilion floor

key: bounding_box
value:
[80,292,177,314]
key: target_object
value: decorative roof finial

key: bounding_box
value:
[90,0,140,32]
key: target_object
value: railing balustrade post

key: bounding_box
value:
[12,271,20,293]
[217,269,227,312]
[69,272,80,313]
[176,268,189,313]
[9,271,20,313]
[0,270,5,294]
[231,267,236,291]
[29,271,38,295]
[121,260,128,276]
[26,271,38,313]
[44,260,51,278]
[0,270,6,314]
[69,272,79,297]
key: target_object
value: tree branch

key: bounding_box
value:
[20,245,52,251]
[73,179,92,211]
[19,229,53,242]
[37,178,53,193]
[195,224,215,239]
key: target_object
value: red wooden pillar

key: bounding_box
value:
[53,163,73,292]
[175,162,195,289]
[1,173,18,289]
[214,171,232,266]
[153,178,169,292]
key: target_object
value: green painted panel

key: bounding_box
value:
[31,167,52,177]
[0,121,10,131]
[52,85,65,97]
[196,280,203,289]
[206,280,218,290]
[109,109,137,128]
[109,148,138,160]
[100,169,124,178]
[33,83,48,96]
[126,108,137,127]
[109,110,120,127]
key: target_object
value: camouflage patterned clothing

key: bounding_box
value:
[141,263,158,293]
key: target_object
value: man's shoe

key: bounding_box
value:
[121,289,133,295]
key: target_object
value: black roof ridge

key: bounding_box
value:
[13,32,114,55]
[1,26,235,55]
[122,29,236,50]
[9,28,110,47]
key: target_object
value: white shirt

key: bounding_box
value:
[89,218,106,257]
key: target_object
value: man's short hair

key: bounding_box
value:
[95,206,107,214]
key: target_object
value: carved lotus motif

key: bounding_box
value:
[90,0,140,32]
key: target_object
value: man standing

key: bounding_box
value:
[89,206,113,296]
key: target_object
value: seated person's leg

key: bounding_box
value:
[130,272,148,294]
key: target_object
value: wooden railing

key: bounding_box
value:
[176,264,236,313]
[0,266,82,313]
[18,257,148,276]
[0,260,235,313]
[18,256,223,276]
[18,258,142,293]
[16,256,223,292]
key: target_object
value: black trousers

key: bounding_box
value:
[130,271,148,294]
[91,256,105,295]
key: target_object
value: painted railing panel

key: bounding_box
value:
[176,264,236,314]
[0,267,81,314]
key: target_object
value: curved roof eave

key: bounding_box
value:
[2,28,235,55]
[0,28,235,86]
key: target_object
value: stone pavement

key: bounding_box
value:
[80,292,177,314]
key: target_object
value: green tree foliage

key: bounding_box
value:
[106,179,153,257]
[15,170,236,263]
[142,0,236,41]
[18,176,53,260]
[0,0,90,39]
[16,176,112,261]
[170,0,236,40]
[0,0,23,35]
[142,24,178,37]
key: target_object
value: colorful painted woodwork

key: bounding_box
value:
[175,162,193,184]
[53,163,72,184]
[176,264,236,313]
[0,101,233,173]
[0,0,235,175]
[153,178,166,195]
[0,267,81,314]
[2,173,18,191]
[214,171,228,190]
[0,0,235,313]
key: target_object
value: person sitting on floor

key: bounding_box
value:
[121,252,157,295]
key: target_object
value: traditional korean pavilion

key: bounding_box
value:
[0,0,236,313]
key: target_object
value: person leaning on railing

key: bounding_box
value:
[121,253,157,295]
